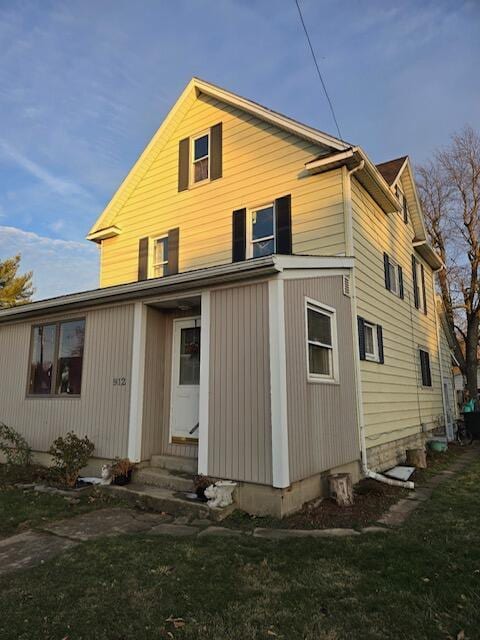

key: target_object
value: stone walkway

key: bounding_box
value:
[0,447,478,575]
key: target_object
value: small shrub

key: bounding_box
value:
[0,423,32,466]
[110,458,136,485]
[49,432,94,487]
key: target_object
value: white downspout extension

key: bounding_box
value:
[344,162,415,490]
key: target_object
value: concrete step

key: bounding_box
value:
[150,454,197,474]
[134,467,193,492]
[104,483,235,522]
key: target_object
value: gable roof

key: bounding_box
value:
[376,156,408,186]
[87,77,349,240]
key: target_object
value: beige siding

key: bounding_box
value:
[208,282,272,484]
[351,178,445,450]
[284,276,359,482]
[0,305,134,459]
[141,307,198,461]
[100,94,346,287]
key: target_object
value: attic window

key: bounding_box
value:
[192,133,209,183]
[395,185,409,224]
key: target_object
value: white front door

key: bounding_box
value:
[170,317,201,443]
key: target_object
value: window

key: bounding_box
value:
[419,349,432,387]
[364,322,378,361]
[384,253,403,298]
[395,185,409,224]
[415,259,426,313]
[29,319,85,396]
[249,204,275,258]
[152,236,169,277]
[192,132,209,183]
[306,300,337,382]
[179,326,201,385]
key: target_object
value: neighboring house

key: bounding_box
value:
[0,78,456,516]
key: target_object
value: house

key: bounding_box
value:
[0,78,456,516]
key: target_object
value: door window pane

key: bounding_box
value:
[179,327,201,385]
[29,324,56,394]
[56,320,86,395]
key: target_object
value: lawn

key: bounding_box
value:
[0,464,123,538]
[0,455,479,639]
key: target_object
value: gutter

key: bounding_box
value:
[346,161,415,490]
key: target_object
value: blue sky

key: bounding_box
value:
[0,0,478,300]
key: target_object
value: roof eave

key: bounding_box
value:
[413,240,444,270]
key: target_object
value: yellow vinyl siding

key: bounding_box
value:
[99,94,346,287]
[352,179,444,448]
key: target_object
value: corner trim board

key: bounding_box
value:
[198,290,211,474]
[127,301,147,462]
[268,278,290,488]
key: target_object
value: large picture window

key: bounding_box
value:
[29,319,86,396]
[305,299,338,383]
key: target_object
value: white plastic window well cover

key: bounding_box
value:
[383,466,415,481]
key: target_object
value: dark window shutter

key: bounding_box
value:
[412,255,419,308]
[403,194,409,224]
[168,228,179,275]
[421,263,427,315]
[377,324,384,364]
[398,265,404,299]
[358,316,366,361]
[275,194,292,255]
[232,208,246,262]
[178,137,189,192]
[383,253,391,291]
[210,123,222,181]
[138,237,149,281]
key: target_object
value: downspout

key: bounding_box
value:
[344,161,415,490]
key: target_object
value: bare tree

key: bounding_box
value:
[417,126,480,399]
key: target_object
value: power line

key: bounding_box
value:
[294,0,343,142]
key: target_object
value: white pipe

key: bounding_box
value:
[346,161,415,490]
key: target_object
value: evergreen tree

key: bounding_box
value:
[0,255,34,308]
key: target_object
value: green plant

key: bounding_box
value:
[48,432,94,488]
[0,423,32,466]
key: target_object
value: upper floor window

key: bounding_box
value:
[306,299,338,383]
[29,319,86,396]
[192,132,209,183]
[412,255,427,314]
[248,204,275,258]
[395,185,409,224]
[152,235,169,277]
[383,252,404,299]
[419,348,432,387]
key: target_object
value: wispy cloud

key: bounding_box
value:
[0,225,98,300]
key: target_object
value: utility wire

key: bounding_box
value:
[294,0,343,142]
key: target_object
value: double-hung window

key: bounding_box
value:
[388,259,400,296]
[306,300,338,382]
[152,235,169,277]
[395,185,409,224]
[384,253,403,298]
[419,348,432,387]
[415,259,426,313]
[191,132,209,183]
[29,319,86,396]
[364,321,379,361]
[249,204,275,258]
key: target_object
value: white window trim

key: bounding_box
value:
[304,297,339,385]
[190,130,210,187]
[246,202,276,259]
[364,321,379,362]
[150,235,169,278]
[388,258,401,297]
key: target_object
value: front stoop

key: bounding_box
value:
[134,467,194,492]
[104,483,235,522]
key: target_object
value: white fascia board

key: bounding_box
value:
[304,149,355,171]
[86,225,122,243]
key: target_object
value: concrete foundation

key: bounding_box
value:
[366,429,435,473]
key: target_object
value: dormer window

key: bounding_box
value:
[192,132,209,183]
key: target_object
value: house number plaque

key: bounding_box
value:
[113,377,127,386]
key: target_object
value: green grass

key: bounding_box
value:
[0,464,124,538]
[1,457,480,639]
